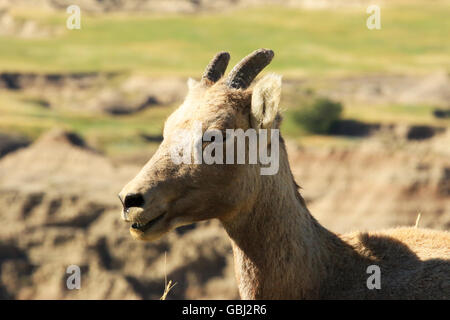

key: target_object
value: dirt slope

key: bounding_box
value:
[0,127,449,299]
[0,0,393,13]
[288,129,450,233]
[0,129,237,299]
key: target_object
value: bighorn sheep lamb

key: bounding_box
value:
[119,49,450,299]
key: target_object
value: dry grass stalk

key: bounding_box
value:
[415,212,422,228]
[160,252,177,300]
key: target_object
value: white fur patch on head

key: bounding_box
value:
[250,73,282,129]
[187,77,200,90]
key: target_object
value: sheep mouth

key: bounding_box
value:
[130,212,166,232]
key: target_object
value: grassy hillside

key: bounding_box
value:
[1,4,449,76]
[0,3,448,155]
[0,90,174,155]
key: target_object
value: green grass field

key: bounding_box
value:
[1,3,449,75]
[0,91,174,155]
[0,3,449,155]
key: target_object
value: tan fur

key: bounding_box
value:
[120,57,450,299]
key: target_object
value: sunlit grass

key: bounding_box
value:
[0,4,448,75]
[1,90,449,155]
[0,91,174,154]
[0,3,448,154]
[343,103,450,125]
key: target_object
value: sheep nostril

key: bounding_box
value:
[124,193,145,209]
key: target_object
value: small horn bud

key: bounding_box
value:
[226,49,274,89]
[201,51,230,84]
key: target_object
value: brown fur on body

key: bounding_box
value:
[119,50,450,300]
[223,139,450,299]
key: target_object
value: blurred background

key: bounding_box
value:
[0,0,449,299]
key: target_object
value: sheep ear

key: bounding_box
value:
[250,73,282,129]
